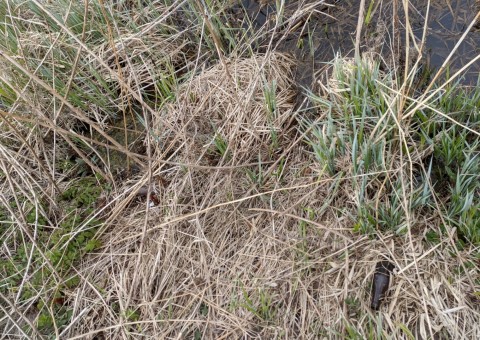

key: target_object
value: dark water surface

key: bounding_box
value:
[410,0,480,84]
[238,0,480,86]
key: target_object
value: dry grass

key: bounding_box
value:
[1,1,479,339]
[56,53,479,339]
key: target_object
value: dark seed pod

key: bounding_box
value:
[371,261,395,310]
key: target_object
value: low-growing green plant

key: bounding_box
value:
[305,56,480,246]
[199,302,209,317]
[0,176,105,336]
[240,285,276,322]
[272,157,285,180]
[305,114,342,176]
[263,80,277,117]
[245,156,265,186]
[124,307,140,322]
[212,132,230,159]
[295,207,316,262]
[61,177,104,207]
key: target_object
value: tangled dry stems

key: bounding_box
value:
[1,1,479,339]
[61,53,480,339]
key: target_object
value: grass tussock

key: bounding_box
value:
[1,0,479,339]
[156,53,296,164]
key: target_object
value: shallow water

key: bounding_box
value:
[238,0,480,86]
[411,0,480,84]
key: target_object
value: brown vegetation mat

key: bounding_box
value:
[61,53,479,339]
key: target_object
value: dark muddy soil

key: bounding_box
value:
[236,0,480,87]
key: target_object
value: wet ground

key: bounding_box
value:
[410,0,480,84]
[235,0,480,87]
